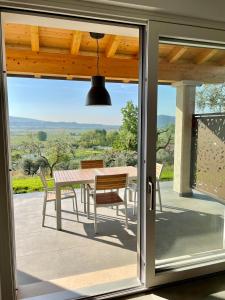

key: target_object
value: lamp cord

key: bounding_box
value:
[96,38,100,75]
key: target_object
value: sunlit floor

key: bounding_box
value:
[14,181,225,299]
[14,187,138,299]
[155,182,225,264]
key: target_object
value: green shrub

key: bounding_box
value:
[96,150,137,167]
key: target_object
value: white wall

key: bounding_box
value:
[1,0,225,24]
[86,0,225,22]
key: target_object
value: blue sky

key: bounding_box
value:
[7,77,176,125]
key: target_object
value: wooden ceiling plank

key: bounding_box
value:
[30,26,39,52]
[6,48,138,81]
[167,47,188,63]
[6,48,225,83]
[105,35,120,58]
[195,49,219,64]
[70,31,82,55]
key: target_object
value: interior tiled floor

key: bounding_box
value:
[13,181,225,299]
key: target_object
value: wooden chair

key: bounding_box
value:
[80,160,104,208]
[38,168,79,226]
[81,159,104,170]
[129,163,164,215]
[88,173,128,233]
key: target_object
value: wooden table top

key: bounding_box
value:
[54,166,137,186]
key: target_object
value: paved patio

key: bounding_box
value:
[13,181,225,299]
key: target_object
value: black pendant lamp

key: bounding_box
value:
[86,32,112,106]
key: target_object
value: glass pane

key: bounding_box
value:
[155,41,225,269]
[4,12,141,298]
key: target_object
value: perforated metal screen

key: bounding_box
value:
[191,113,225,201]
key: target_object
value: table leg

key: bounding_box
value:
[56,185,62,230]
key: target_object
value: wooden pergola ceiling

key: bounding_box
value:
[4,23,225,83]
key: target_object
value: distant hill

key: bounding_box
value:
[157,115,175,128]
[9,116,119,132]
[9,115,175,132]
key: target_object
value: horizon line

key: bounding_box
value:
[9,114,175,126]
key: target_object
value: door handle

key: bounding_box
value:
[148,177,154,211]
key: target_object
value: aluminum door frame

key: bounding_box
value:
[144,20,225,288]
[0,9,147,299]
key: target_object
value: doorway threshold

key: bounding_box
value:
[17,264,139,299]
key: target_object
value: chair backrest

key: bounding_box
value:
[37,168,48,190]
[95,173,128,191]
[81,159,104,169]
[156,163,164,180]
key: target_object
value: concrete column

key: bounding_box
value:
[172,81,201,196]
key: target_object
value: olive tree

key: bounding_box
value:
[196,83,225,113]
[37,131,47,141]
[22,139,70,177]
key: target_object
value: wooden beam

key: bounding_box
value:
[6,48,138,81]
[105,35,120,58]
[6,44,135,59]
[219,56,225,66]
[157,61,225,83]
[70,31,82,55]
[30,26,39,52]
[167,47,188,63]
[6,48,225,83]
[195,49,218,64]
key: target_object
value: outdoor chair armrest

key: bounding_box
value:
[127,183,138,191]
[45,178,54,182]
[63,185,77,196]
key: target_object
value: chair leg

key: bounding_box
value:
[124,190,128,228]
[157,180,163,212]
[116,205,119,216]
[80,184,84,203]
[124,202,128,229]
[72,196,75,212]
[42,198,47,227]
[74,194,79,221]
[94,204,97,234]
[84,186,87,214]
[129,189,133,202]
[87,189,90,219]
[133,190,137,216]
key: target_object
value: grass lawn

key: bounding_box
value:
[12,176,54,194]
[161,165,174,181]
[13,165,174,194]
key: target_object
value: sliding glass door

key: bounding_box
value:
[1,10,145,299]
[144,20,225,287]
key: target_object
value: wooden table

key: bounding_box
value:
[54,166,137,230]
